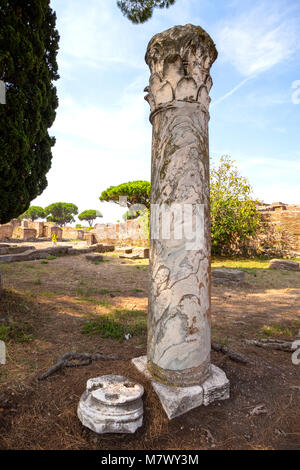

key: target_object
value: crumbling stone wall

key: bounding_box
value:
[0,223,13,240]
[94,218,148,247]
[13,227,37,240]
[258,202,300,254]
[27,221,44,237]
[62,227,84,240]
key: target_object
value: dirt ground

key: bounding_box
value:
[0,243,299,450]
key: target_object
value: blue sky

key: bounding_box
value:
[32,0,300,223]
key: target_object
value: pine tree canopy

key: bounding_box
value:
[117,0,176,24]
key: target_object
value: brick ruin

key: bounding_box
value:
[0,203,298,254]
[257,202,300,255]
[0,217,149,247]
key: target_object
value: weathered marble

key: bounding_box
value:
[0,339,5,365]
[119,247,149,259]
[145,24,218,387]
[132,356,229,419]
[77,375,144,434]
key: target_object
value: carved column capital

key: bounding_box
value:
[144,24,218,118]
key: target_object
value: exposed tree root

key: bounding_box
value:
[212,342,249,364]
[37,352,121,380]
[245,339,294,352]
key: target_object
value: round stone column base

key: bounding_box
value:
[77,375,144,434]
[147,358,211,387]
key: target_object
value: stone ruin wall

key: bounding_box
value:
[0,204,298,253]
[258,202,300,254]
[0,219,62,241]
[92,218,149,247]
[0,217,148,247]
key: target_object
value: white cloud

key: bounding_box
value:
[51,0,146,70]
[216,3,298,76]
[254,182,300,205]
[33,80,152,221]
[53,93,150,153]
[210,154,300,204]
[32,134,151,223]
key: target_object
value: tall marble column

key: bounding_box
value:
[145,24,218,387]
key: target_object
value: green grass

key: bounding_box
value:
[46,255,57,261]
[213,336,229,346]
[99,288,110,295]
[40,260,48,264]
[81,308,147,342]
[211,256,300,289]
[23,264,37,270]
[75,295,113,307]
[212,257,270,271]
[260,323,299,338]
[75,287,97,298]
[99,288,121,295]
[0,321,33,343]
[34,278,42,286]
[97,300,112,308]
[39,291,56,298]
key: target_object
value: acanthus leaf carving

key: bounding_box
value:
[175,76,198,101]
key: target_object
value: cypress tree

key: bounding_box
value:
[0,0,59,224]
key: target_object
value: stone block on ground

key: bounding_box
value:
[0,245,36,255]
[202,364,230,406]
[0,245,72,263]
[86,254,104,262]
[269,259,299,271]
[117,247,133,254]
[77,375,144,434]
[133,247,149,258]
[152,381,204,420]
[132,356,229,419]
[119,247,149,259]
[212,268,245,285]
[46,246,70,256]
[0,249,40,263]
[96,244,115,253]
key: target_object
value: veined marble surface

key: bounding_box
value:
[145,25,217,386]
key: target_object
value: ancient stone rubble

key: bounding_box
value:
[77,375,144,434]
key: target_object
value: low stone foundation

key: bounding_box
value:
[132,356,229,420]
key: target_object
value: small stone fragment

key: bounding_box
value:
[77,375,144,434]
[249,404,268,416]
[212,268,245,284]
